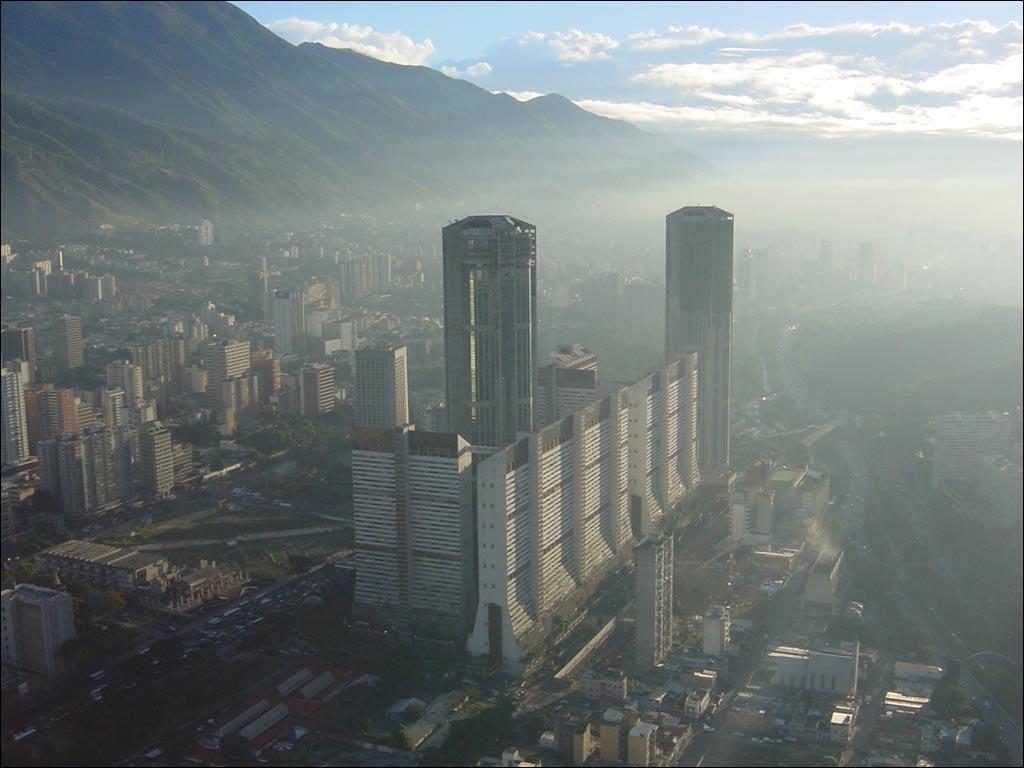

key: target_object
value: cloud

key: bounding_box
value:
[628,26,725,50]
[466,61,493,77]
[574,95,1022,140]
[916,54,1022,94]
[496,90,546,102]
[518,28,619,63]
[266,17,435,65]
[440,61,493,79]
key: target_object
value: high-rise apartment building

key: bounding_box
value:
[665,206,734,471]
[31,386,79,445]
[38,433,88,516]
[1,369,29,466]
[351,425,475,637]
[300,363,335,416]
[205,339,251,409]
[1,584,75,676]
[626,352,701,536]
[273,289,305,356]
[251,349,282,403]
[468,356,701,672]
[536,367,599,427]
[81,426,115,511]
[635,533,674,667]
[932,411,1012,489]
[130,338,186,396]
[198,218,214,247]
[101,387,127,432]
[111,425,135,500]
[355,345,409,428]
[106,361,145,406]
[469,392,631,671]
[53,315,84,371]
[139,421,173,498]
[442,215,537,447]
[1,324,36,382]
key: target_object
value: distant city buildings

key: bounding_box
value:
[443,216,537,447]
[665,206,734,472]
[932,411,1011,490]
[355,345,409,428]
[536,345,599,428]
[1,584,75,676]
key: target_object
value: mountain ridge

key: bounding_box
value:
[1,1,707,236]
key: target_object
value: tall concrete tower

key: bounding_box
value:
[442,216,537,447]
[665,206,734,471]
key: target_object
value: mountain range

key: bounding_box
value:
[1,1,708,237]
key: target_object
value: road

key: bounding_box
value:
[131,524,347,550]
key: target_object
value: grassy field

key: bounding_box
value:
[157,530,352,578]
[125,500,331,544]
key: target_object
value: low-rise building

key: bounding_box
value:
[684,688,711,719]
[1,583,75,676]
[581,669,629,701]
[627,721,658,767]
[768,643,859,697]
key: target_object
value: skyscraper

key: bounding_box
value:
[139,421,173,497]
[665,206,734,471]
[273,289,305,356]
[355,345,409,428]
[1,369,29,466]
[635,533,674,667]
[53,315,84,371]
[1,324,36,382]
[442,215,537,447]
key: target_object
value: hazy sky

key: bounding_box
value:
[235,1,1023,141]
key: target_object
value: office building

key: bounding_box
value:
[355,345,409,428]
[273,290,305,356]
[1,369,30,466]
[702,605,731,658]
[300,363,335,416]
[106,361,145,406]
[1,324,36,382]
[665,206,734,471]
[635,533,674,667]
[1,584,75,676]
[801,549,848,617]
[932,411,1012,490]
[53,315,84,371]
[251,349,282,403]
[351,425,475,637]
[769,643,859,697]
[442,215,537,447]
[730,490,775,545]
[139,421,173,497]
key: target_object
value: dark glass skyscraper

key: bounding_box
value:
[665,206,734,471]
[442,216,537,447]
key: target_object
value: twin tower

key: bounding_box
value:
[442,207,733,470]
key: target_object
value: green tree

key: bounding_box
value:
[389,725,413,751]
[101,589,126,614]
